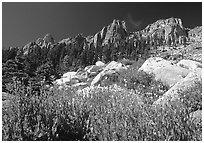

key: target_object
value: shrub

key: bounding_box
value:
[181,81,202,113]
[2,79,201,141]
[119,69,169,105]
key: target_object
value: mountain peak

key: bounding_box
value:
[43,33,55,44]
[92,19,128,47]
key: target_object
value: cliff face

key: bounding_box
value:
[92,19,128,49]
[135,17,187,42]
[188,26,202,42]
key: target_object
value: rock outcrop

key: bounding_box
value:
[138,57,190,87]
[139,17,187,45]
[189,110,202,126]
[55,72,77,85]
[188,26,202,42]
[93,19,128,48]
[43,33,55,44]
[176,59,202,71]
[95,61,105,67]
[153,68,202,107]
[91,61,128,86]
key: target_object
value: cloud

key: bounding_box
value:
[127,13,142,30]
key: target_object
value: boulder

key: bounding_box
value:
[84,65,105,79]
[189,110,202,126]
[104,61,125,71]
[84,65,92,71]
[90,72,104,86]
[153,68,202,107]
[138,57,190,87]
[91,61,127,86]
[55,72,77,85]
[176,59,202,71]
[72,82,88,87]
[62,71,77,78]
[95,61,105,67]
[75,71,88,82]
[86,65,102,73]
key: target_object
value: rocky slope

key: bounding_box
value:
[188,26,202,42]
[132,17,188,45]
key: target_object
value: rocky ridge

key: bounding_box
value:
[3,17,195,67]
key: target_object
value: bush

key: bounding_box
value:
[2,80,201,141]
[118,69,169,105]
[181,81,202,113]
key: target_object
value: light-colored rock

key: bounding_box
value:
[189,110,202,126]
[91,72,104,86]
[93,32,102,48]
[84,65,92,71]
[141,17,187,44]
[62,71,77,78]
[91,61,127,86]
[153,68,202,107]
[74,73,88,83]
[138,57,173,73]
[72,82,88,87]
[86,65,103,74]
[95,61,105,67]
[43,33,55,44]
[55,72,77,85]
[103,19,128,45]
[138,57,190,87]
[188,26,202,42]
[104,61,124,71]
[92,19,128,47]
[177,59,202,71]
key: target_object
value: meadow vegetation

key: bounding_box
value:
[2,70,202,141]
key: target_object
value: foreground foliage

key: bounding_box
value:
[2,74,202,141]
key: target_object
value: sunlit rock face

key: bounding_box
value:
[138,17,187,44]
[42,33,55,44]
[138,57,190,87]
[153,68,202,107]
[188,26,202,42]
[93,19,128,48]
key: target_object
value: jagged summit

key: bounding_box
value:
[131,17,187,44]
[3,17,201,68]
[43,33,55,44]
[92,19,128,48]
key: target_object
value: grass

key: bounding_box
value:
[2,70,202,141]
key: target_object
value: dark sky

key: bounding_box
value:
[2,2,202,48]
